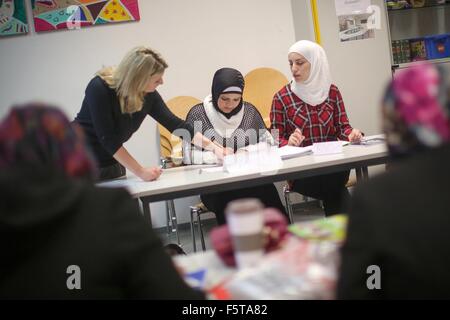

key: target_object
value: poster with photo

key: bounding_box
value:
[335,0,376,42]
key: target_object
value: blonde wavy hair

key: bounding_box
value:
[97,46,168,114]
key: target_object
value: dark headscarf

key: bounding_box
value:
[0,104,98,179]
[382,64,450,159]
[211,68,245,119]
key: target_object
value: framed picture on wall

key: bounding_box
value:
[0,0,29,37]
[31,0,140,33]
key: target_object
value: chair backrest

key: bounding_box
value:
[159,96,201,159]
[243,68,289,128]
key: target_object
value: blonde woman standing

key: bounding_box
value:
[75,46,231,181]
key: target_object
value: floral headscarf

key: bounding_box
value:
[0,104,98,179]
[382,64,450,158]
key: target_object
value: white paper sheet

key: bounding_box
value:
[312,141,343,155]
[276,145,313,160]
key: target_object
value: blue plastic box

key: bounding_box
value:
[425,34,450,60]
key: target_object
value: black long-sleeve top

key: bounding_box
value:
[75,76,195,167]
[0,167,205,299]
[337,145,450,299]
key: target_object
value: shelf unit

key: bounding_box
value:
[393,56,450,69]
[385,0,450,70]
[387,2,450,12]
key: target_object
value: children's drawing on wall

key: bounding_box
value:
[335,0,378,42]
[31,0,140,33]
[0,0,28,37]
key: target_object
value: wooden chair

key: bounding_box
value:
[243,67,289,128]
[283,175,357,222]
[160,96,201,161]
[159,96,201,245]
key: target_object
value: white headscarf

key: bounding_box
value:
[289,40,332,106]
[203,94,245,138]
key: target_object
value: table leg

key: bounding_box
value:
[140,198,152,228]
[355,167,363,182]
[362,166,369,180]
[355,166,369,182]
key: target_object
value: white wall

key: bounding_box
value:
[313,0,393,136]
[0,0,296,227]
[290,0,315,42]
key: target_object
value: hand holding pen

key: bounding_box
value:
[348,128,364,143]
[288,128,305,146]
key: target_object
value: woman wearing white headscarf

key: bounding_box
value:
[270,40,363,216]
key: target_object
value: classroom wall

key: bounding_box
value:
[0,0,297,228]
[313,0,393,136]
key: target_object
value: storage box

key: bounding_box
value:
[424,34,450,60]
[392,40,400,64]
[410,38,428,61]
[400,39,412,63]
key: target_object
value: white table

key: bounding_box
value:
[98,141,388,226]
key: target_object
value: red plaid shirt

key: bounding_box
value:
[270,84,353,147]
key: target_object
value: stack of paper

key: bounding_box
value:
[276,146,313,160]
[223,145,283,174]
[312,141,343,155]
[351,134,386,146]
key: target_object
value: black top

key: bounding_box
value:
[183,102,270,163]
[337,144,450,299]
[0,167,205,299]
[75,76,195,167]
